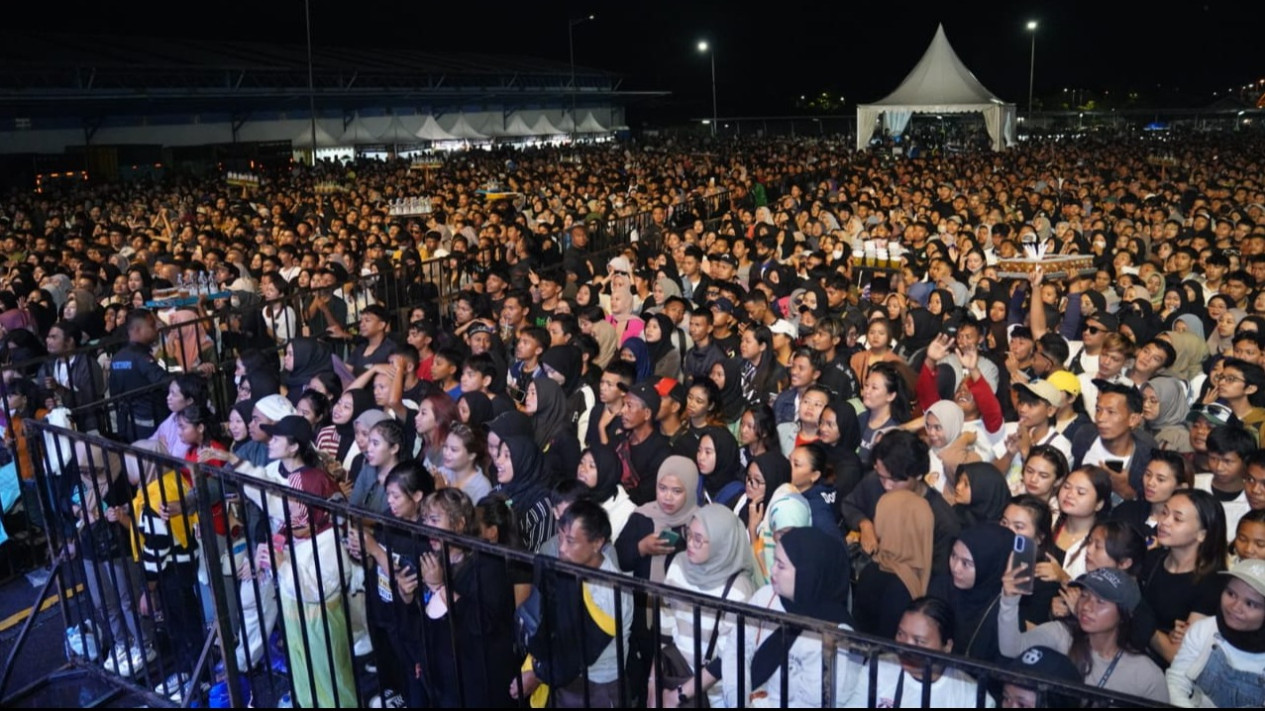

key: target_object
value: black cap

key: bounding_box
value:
[1085,312,1119,332]
[715,253,738,267]
[625,382,661,414]
[261,415,314,449]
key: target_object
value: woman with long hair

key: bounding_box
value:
[1110,450,1192,545]
[1000,494,1064,627]
[439,422,493,502]
[315,388,375,471]
[849,317,902,387]
[841,597,986,707]
[1040,465,1113,585]
[738,325,784,407]
[736,404,777,470]
[418,488,516,707]
[1000,567,1170,702]
[857,361,912,467]
[1142,489,1228,664]
[414,393,458,477]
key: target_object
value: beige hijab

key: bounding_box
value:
[591,320,619,368]
[873,489,933,599]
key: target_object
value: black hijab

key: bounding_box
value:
[752,451,791,495]
[459,391,495,427]
[285,338,334,404]
[750,527,853,689]
[953,463,1010,528]
[646,313,678,366]
[495,434,550,516]
[530,376,571,450]
[948,523,1013,661]
[244,369,281,401]
[541,345,582,395]
[714,359,746,423]
[586,444,623,504]
[902,308,940,356]
[700,426,742,505]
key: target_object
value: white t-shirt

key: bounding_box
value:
[992,423,1073,495]
[1194,472,1250,543]
[840,655,992,708]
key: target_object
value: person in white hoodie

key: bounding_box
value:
[576,444,635,541]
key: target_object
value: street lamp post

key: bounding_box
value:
[568,15,595,140]
[698,41,717,137]
[1026,20,1038,117]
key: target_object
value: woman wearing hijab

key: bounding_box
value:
[653,504,759,707]
[1121,299,1163,345]
[753,484,812,584]
[854,490,934,639]
[607,286,644,345]
[897,308,940,365]
[590,319,619,369]
[615,456,700,584]
[456,391,493,425]
[644,313,683,380]
[576,444,635,540]
[237,369,281,404]
[924,399,970,497]
[935,522,1014,662]
[696,426,744,507]
[283,338,335,405]
[709,359,746,430]
[1208,307,1246,356]
[714,527,853,708]
[1174,313,1206,341]
[952,463,1011,528]
[619,337,653,383]
[490,434,554,553]
[739,449,792,538]
[1163,329,1211,386]
[1143,376,1193,452]
[526,375,580,488]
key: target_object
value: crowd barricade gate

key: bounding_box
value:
[2,420,1170,708]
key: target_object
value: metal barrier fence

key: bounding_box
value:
[2,420,1165,708]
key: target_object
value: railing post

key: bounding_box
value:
[191,460,245,708]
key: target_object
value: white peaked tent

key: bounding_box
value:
[416,115,456,141]
[856,24,1017,151]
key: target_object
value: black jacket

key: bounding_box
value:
[106,341,169,441]
[38,353,106,432]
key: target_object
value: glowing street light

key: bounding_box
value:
[698,40,717,136]
[1026,21,1038,116]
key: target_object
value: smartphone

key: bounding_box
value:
[1011,535,1038,595]
[658,529,682,547]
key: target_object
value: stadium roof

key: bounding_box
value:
[0,32,665,118]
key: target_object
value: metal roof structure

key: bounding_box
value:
[0,31,665,120]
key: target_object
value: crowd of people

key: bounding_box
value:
[5,131,1265,707]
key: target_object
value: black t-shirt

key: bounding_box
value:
[1139,548,1224,633]
[712,331,740,361]
[622,431,671,506]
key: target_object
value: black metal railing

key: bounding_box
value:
[3,419,1168,709]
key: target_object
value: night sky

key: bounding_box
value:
[10,0,1264,122]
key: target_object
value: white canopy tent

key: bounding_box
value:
[855,24,1017,151]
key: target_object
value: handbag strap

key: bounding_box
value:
[704,570,743,662]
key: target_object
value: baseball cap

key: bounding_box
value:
[1085,312,1119,332]
[1013,379,1065,408]
[1186,402,1233,427]
[1004,645,1081,684]
[467,322,496,337]
[715,253,738,267]
[1046,370,1082,399]
[653,377,678,399]
[261,415,314,449]
[625,382,661,414]
[1069,568,1141,613]
[769,319,798,339]
[254,394,297,422]
[709,297,735,314]
[1222,558,1265,598]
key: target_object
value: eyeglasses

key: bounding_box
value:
[1215,373,1245,384]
